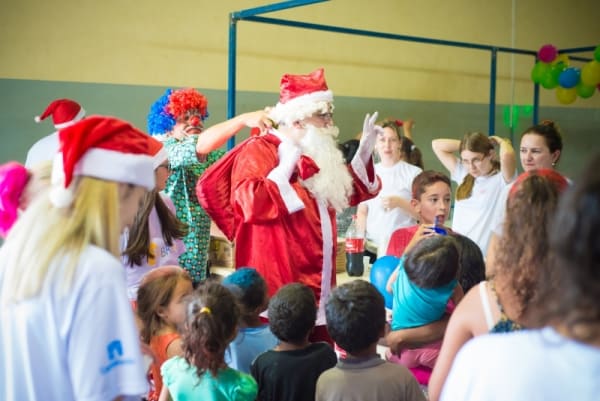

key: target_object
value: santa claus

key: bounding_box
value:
[197,68,381,342]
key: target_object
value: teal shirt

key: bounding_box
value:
[161,356,257,401]
[391,258,456,330]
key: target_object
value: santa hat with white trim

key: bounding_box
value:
[50,116,157,207]
[35,98,86,129]
[268,68,334,125]
[148,137,168,169]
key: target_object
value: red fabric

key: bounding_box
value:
[197,133,377,307]
[296,155,320,180]
[386,225,419,257]
[58,116,154,187]
[148,332,180,401]
[279,68,328,103]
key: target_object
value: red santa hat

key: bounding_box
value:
[269,68,334,124]
[50,116,157,207]
[148,137,168,169]
[35,98,86,129]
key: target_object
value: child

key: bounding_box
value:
[122,140,187,303]
[386,170,453,258]
[251,283,337,401]
[222,267,278,373]
[137,265,193,401]
[159,280,257,401]
[388,236,463,369]
[317,280,426,401]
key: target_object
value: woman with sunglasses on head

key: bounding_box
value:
[432,132,516,255]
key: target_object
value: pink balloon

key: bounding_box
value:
[538,44,558,63]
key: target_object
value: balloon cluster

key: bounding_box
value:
[530,44,600,104]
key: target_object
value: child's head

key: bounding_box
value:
[404,236,460,289]
[268,283,316,344]
[183,280,240,376]
[326,280,385,355]
[411,170,452,225]
[137,265,193,343]
[452,234,485,293]
[222,267,269,322]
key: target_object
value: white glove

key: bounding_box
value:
[271,139,302,181]
[356,112,383,165]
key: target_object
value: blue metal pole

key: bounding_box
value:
[227,13,237,150]
[233,0,328,20]
[489,49,497,135]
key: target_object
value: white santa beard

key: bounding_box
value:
[299,124,353,212]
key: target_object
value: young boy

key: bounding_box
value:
[386,170,453,258]
[251,283,337,401]
[223,267,278,373]
[316,280,426,401]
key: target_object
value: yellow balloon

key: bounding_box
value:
[552,54,570,67]
[556,87,577,105]
[581,61,600,86]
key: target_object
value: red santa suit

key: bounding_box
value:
[198,131,379,324]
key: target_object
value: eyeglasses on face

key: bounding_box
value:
[461,155,487,166]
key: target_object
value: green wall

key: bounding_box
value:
[2,78,598,178]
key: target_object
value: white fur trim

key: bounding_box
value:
[269,90,333,123]
[267,168,305,213]
[152,148,168,169]
[76,148,155,190]
[316,199,333,325]
[34,116,41,123]
[350,154,380,193]
[54,108,86,129]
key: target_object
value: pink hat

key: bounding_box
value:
[35,99,86,129]
[269,68,333,123]
[50,116,158,207]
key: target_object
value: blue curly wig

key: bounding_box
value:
[222,267,267,310]
[147,88,176,135]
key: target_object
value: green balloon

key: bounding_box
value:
[576,82,595,99]
[541,70,558,89]
[594,45,600,62]
[531,61,550,84]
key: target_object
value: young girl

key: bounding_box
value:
[122,140,187,303]
[432,132,516,254]
[222,267,278,373]
[137,265,193,401]
[159,280,257,401]
[0,116,157,400]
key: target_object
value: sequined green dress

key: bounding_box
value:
[163,135,224,283]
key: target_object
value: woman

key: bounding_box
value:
[357,119,422,255]
[0,116,159,401]
[486,120,565,271]
[432,132,516,255]
[439,155,600,401]
[428,169,569,401]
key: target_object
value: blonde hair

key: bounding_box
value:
[1,177,122,303]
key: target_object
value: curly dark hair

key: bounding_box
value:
[268,283,316,344]
[325,280,385,354]
[183,280,240,377]
[404,235,460,289]
[494,169,568,321]
[532,154,600,342]
[451,233,485,293]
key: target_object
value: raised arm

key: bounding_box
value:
[432,139,460,174]
[402,119,415,140]
[385,315,449,353]
[196,110,272,155]
[489,136,517,183]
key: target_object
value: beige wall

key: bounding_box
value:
[1,0,599,107]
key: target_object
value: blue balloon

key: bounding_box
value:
[558,67,581,89]
[369,255,399,309]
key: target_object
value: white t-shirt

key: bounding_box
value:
[451,162,513,255]
[362,161,422,255]
[121,194,186,301]
[25,132,59,168]
[0,245,148,401]
[440,327,600,401]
